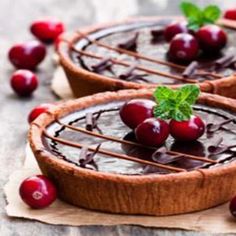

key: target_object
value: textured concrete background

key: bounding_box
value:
[0,0,235,235]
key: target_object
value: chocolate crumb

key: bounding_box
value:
[91,57,114,74]
[117,32,139,52]
[215,54,235,68]
[150,28,164,40]
[152,147,183,164]
[119,64,149,83]
[182,61,198,78]
[206,118,234,134]
[78,144,101,170]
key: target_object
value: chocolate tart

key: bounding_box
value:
[29,89,236,216]
[58,17,236,98]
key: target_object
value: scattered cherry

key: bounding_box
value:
[196,25,227,53]
[169,33,199,62]
[169,115,205,142]
[164,21,188,41]
[120,99,156,129]
[30,18,64,44]
[224,9,236,20]
[10,70,38,97]
[28,103,55,123]
[19,175,57,209]
[229,195,236,217]
[8,41,46,70]
[135,118,169,147]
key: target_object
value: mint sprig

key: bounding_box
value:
[153,85,200,121]
[180,1,221,30]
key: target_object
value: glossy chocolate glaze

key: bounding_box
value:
[43,102,236,175]
[70,19,236,85]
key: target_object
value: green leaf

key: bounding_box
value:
[153,85,200,121]
[153,104,170,120]
[203,5,221,22]
[176,102,192,121]
[176,84,200,105]
[187,21,201,31]
[154,86,175,103]
[180,1,202,20]
[180,1,221,30]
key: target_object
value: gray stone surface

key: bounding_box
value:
[0,0,235,235]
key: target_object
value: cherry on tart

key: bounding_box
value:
[8,41,46,70]
[229,195,236,217]
[196,25,227,53]
[19,175,57,209]
[30,18,64,43]
[28,103,55,123]
[10,70,38,97]
[224,9,236,20]
[169,115,205,142]
[135,118,169,147]
[168,33,199,62]
[119,99,155,129]
[164,21,189,41]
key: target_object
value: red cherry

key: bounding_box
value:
[164,21,188,41]
[135,118,169,147]
[10,70,38,97]
[28,103,55,123]
[169,115,205,142]
[229,195,236,217]
[120,99,156,129]
[30,18,64,44]
[8,41,46,70]
[196,25,227,53]
[169,33,199,62]
[19,175,57,209]
[224,9,236,20]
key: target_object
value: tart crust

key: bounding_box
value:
[58,17,236,98]
[29,89,236,216]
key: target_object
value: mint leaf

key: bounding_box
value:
[153,85,200,121]
[180,1,222,30]
[187,21,201,31]
[153,101,172,120]
[180,1,202,20]
[203,5,221,23]
[176,102,193,121]
[154,86,175,103]
[176,84,200,105]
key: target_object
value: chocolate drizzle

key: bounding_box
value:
[72,22,228,84]
[41,104,236,175]
[71,46,197,83]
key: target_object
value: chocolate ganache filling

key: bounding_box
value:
[70,19,236,85]
[43,102,236,175]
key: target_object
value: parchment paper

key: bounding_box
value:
[4,145,236,232]
[51,66,74,99]
[4,68,236,233]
